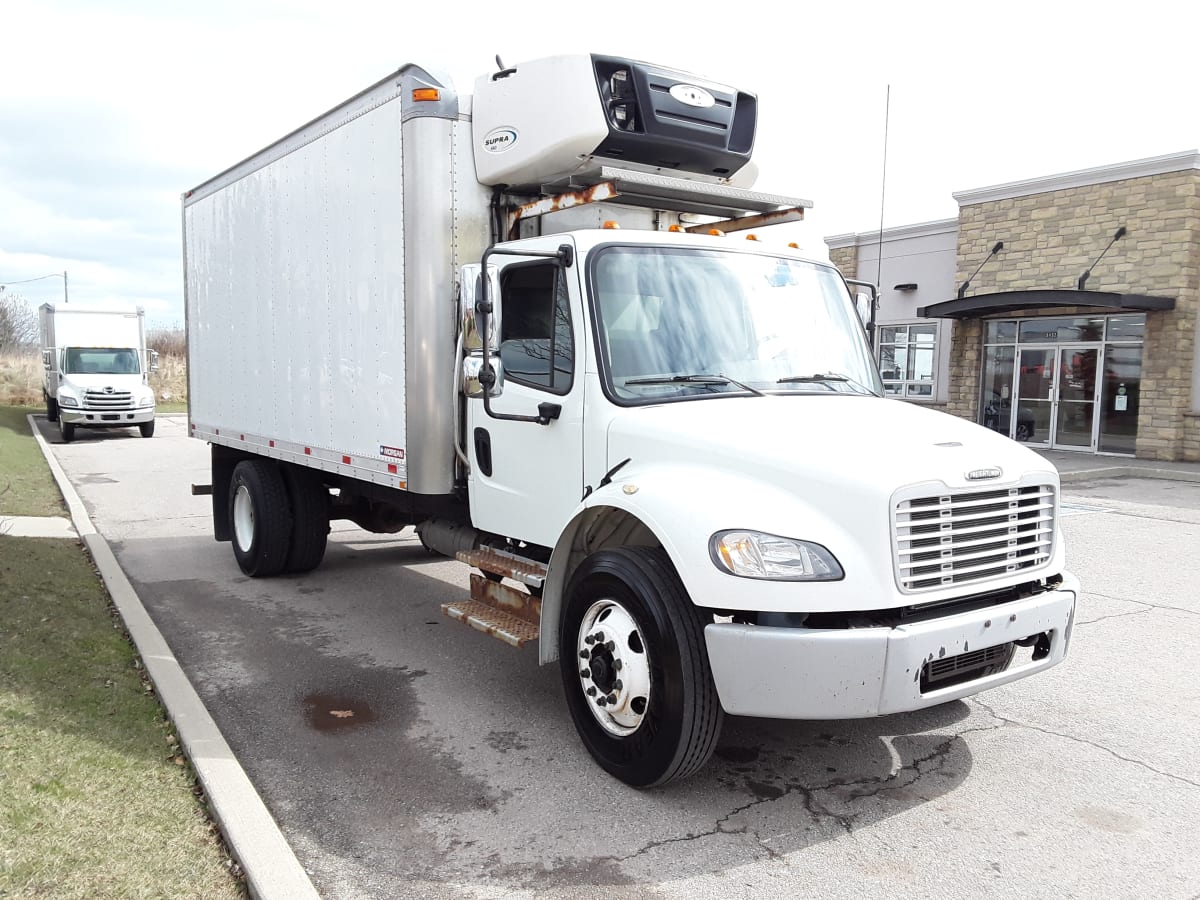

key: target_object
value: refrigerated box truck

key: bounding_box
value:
[184,54,1079,786]
[39,304,158,442]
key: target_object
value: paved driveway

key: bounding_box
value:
[41,416,1200,899]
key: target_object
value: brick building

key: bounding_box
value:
[826,151,1200,462]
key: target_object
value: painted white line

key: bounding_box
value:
[26,414,319,900]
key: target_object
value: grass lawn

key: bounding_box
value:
[0,406,63,517]
[0,537,244,898]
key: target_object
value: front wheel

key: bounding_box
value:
[139,419,155,438]
[59,418,75,443]
[560,547,723,787]
[46,395,59,422]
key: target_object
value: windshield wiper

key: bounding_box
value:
[625,373,765,397]
[776,373,877,395]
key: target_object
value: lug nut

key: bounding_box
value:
[586,686,596,696]
[597,696,607,706]
[585,635,595,645]
[595,631,605,643]
[605,641,615,652]
[613,659,623,671]
[606,693,617,705]
[580,669,590,678]
[579,650,589,659]
[614,679,623,691]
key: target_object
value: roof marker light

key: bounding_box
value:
[746,234,759,241]
[788,242,800,249]
[708,229,725,237]
[668,224,684,232]
[412,88,440,102]
[603,220,621,229]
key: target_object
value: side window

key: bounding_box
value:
[499,262,574,393]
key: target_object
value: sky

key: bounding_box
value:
[2,0,1197,327]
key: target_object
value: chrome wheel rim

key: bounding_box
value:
[575,599,651,736]
[233,485,255,553]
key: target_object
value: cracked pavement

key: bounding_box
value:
[41,417,1200,899]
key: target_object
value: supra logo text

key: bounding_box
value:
[483,127,518,153]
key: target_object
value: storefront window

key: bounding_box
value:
[980,313,1145,454]
[1017,316,1105,343]
[878,323,937,398]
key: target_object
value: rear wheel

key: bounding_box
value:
[560,547,723,787]
[229,460,292,577]
[139,419,155,438]
[282,466,329,574]
[59,418,75,443]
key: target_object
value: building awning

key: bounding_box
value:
[917,288,1176,319]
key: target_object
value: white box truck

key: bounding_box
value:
[184,54,1079,786]
[39,304,158,442]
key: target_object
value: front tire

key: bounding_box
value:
[46,394,59,422]
[229,460,292,577]
[59,418,75,443]
[139,419,155,438]
[560,547,723,787]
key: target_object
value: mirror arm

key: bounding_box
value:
[478,243,574,426]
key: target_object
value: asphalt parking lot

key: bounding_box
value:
[40,416,1200,899]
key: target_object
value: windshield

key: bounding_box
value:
[63,347,142,375]
[592,246,881,403]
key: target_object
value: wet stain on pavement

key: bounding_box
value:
[304,692,378,732]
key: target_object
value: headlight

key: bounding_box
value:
[710,530,844,581]
[136,391,155,406]
[58,395,79,408]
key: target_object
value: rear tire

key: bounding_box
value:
[139,420,155,438]
[229,460,292,577]
[560,547,723,787]
[59,419,75,443]
[46,395,59,422]
[282,466,329,574]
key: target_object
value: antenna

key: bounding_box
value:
[868,85,890,348]
[495,55,506,71]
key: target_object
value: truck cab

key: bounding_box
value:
[39,304,158,442]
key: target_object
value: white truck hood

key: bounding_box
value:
[61,373,146,389]
[606,395,1054,493]
[602,395,1062,614]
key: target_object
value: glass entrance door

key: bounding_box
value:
[1014,347,1054,446]
[1052,346,1099,450]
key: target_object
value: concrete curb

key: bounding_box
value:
[1058,466,1200,484]
[26,414,320,900]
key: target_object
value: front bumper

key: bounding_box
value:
[704,572,1078,719]
[60,406,155,426]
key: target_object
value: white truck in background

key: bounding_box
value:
[39,304,158,442]
[184,54,1079,786]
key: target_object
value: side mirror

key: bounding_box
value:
[42,349,52,370]
[459,264,501,352]
[150,349,160,373]
[459,263,502,397]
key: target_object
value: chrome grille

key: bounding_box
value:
[83,389,133,410]
[893,483,1055,593]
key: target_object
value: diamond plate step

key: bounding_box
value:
[441,599,540,648]
[457,548,547,589]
